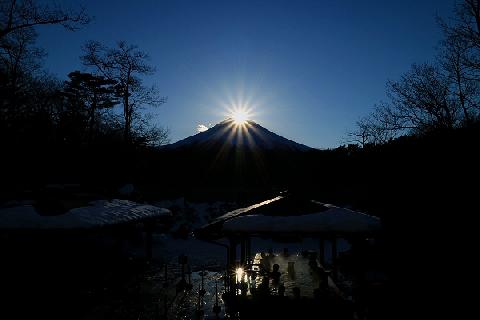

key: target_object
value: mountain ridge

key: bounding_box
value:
[165,119,314,152]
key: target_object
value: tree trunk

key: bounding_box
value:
[88,91,97,143]
[124,91,129,143]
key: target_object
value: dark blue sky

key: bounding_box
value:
[37,0,455,148]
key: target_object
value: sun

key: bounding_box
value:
[231,108,251,125]
[217,88,260,125]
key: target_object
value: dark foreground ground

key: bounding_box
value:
[0,230,392,320]
[0,193,473,320]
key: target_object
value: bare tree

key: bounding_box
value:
[0,27,44,90]
[348,63,461,147]
[349,1,480,146]
[81,40,167,143]
[390,64,457,129]
[0,26,44,128]
[438,1,480,77]
[132,113,170,147]
[347,117,376,147]
[438,1,480,124]
[439,36,479,125]
[1,0,89,126]
[347,107,399,147]
[0,0,89,39]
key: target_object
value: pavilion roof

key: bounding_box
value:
[195,196,381,240]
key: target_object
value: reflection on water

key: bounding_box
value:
[172,270,225,319]
[161,247,351,319]
[145,253,351,320]
[243,252,322,298]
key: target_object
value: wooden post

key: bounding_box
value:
[246,237,251,264]
[228,238,237,293]
[319,237,325,266]
[331,237,337,280]
[240,238,246,265]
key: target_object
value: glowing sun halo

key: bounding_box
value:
[231,108,251,125]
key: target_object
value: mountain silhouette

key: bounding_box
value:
[165,119,313,152]
[157,119,317,199]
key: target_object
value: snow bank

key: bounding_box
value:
[0,199,170,230]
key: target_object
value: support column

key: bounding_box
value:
[319,237,325,266]
[228,238,237,293]
[246,237,252,264]
[331,237,338,280]
[240,238,246,265]
[229,239,237,266]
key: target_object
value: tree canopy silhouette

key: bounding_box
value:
[349,0,480,146]
[0,0,89,39]
[81,40,167,144]
[62,71,118,142]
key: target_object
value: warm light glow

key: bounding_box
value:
[231,108,251,125]
[215,86,263,126]
[235,267,244,283]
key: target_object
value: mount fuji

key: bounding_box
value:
[165,119,313,152]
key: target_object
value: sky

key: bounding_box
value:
[36,0,456,148]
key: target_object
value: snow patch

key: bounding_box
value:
[0,199,170,230]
